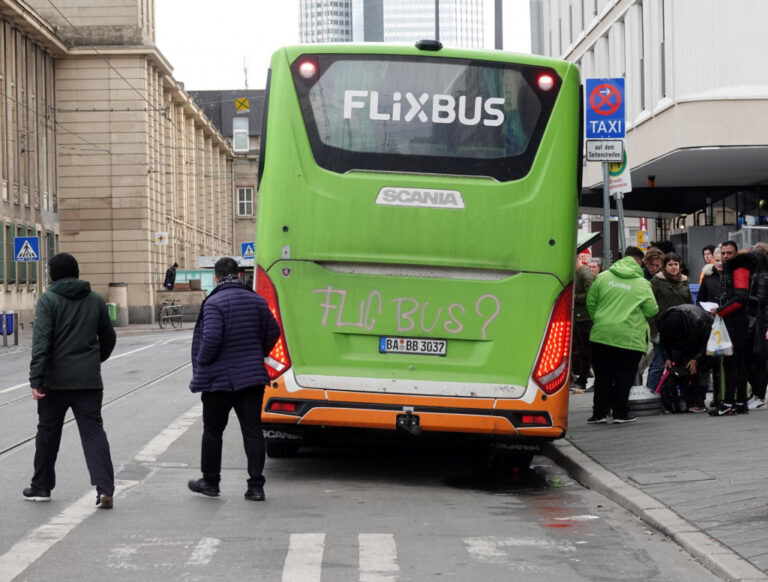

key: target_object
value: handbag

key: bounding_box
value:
[706,315,733,357]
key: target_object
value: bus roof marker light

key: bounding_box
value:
[298,60,318,79]
[537,74,555,91]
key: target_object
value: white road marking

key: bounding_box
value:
[359,533,399,582]
[282,533,325,582]
[108,344,156,361]
[0,382,28,394]
[134,403,202,463]
[186,537,220,566]
[0,343,171,394]
[0,479,138,582]
[464,536,576,566]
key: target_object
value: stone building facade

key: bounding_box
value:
[1,0,234,324]
[188,89,265,260]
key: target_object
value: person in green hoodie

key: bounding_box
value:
[586,246,659,424]
[23,253,117,508]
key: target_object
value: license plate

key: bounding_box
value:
[379,336,447,356]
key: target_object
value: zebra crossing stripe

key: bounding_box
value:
[282,533,325,582]
[359,533,399,582]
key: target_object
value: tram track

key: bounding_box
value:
[0,360,190,458]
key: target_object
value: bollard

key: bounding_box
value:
[2,311,15,347]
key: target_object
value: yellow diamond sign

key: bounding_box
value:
[235,97,250,112]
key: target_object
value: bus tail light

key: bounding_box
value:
[256,265,292,380]
[532,284,573,395]
[268,400,299,413]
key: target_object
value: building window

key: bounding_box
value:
[233,117,249,152]
[0,223,4,284]
[238,187,254,216]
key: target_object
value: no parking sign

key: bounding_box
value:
[585,78,625,139]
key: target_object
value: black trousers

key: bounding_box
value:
[591,342,643,419]
[571,320,593,384]
[201,385,266,488]
[723,317,749,404]
[32,389,114,495]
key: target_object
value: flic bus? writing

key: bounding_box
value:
[312,287,500,338]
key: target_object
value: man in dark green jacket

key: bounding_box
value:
[23,253,117,508]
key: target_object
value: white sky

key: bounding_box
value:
[155,0,532,91]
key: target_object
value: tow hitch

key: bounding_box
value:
[396,408,422,436]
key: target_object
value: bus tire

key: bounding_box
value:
[266,441,301,458]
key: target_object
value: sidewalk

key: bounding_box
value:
[546,389,768,581]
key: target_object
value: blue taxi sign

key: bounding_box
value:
[585,78,625,139]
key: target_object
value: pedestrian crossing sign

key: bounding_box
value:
[241,242,255,259]
[14,236,40,262]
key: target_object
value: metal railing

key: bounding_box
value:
[728,226,768,250]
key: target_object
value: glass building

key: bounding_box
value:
[302,0,484,47]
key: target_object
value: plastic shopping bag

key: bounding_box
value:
[706,315,733,357]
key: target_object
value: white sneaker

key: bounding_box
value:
[748,397,767,410]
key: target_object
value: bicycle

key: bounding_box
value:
[158,298,183,329]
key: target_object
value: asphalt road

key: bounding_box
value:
[0,332,721,581]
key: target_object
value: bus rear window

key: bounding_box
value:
[292,54,561,181]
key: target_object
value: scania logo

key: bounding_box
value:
[375,187,465,209]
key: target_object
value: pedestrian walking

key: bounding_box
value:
[23,253,117,508]
[572,256,596,391]
[188,257,280,501]
[647,252,694,392]
[709,241,754,416]
[163,262,178,291]
[586,246,659,425]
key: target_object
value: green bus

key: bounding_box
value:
[256,41,581,458]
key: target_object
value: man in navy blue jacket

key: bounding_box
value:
[188,257,280,501]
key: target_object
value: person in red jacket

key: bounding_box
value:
[710,241,756,416]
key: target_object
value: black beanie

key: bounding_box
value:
[49,253,79,281]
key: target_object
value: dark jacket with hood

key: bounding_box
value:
[189,279,280,393]
[658,304,714,364]
[29,278,116,390]
[718,252,758,331]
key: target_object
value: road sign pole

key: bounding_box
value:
[603,162,611,268]
[615,192,626,257]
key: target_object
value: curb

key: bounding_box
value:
[543,439,768,582]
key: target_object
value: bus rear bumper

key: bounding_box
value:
[262,401,566,440]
